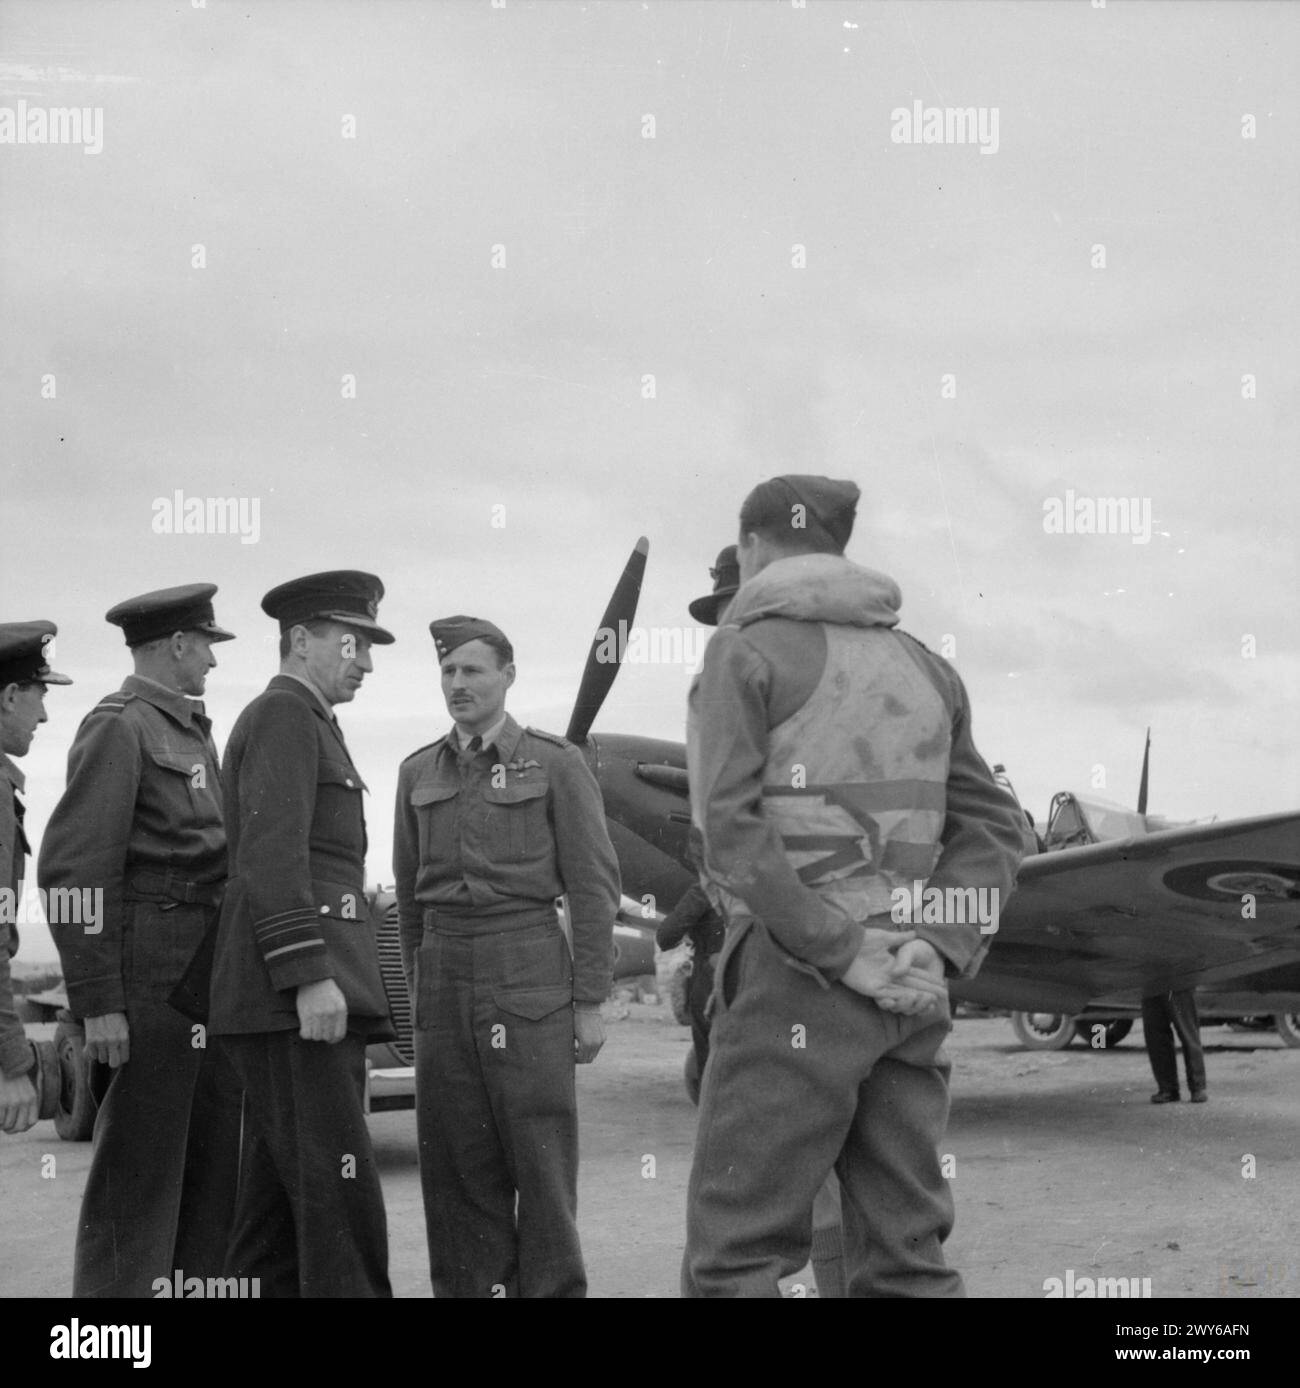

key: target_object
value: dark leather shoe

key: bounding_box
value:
[1150,1090,1181,1104]
[1190,1090,1207,1103]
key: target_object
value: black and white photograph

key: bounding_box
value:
[1,0,1296,1351]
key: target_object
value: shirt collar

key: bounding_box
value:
[281,671,337,720]
[123,673,207,727]
[451,712,509,754]
[448,712,524,762]
[0,754,24,795]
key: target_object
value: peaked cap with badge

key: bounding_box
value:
[262,570,395,644]
[688,547,740,626]
[0,620,74,687]
[105,583,236,647]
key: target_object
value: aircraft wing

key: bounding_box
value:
[957,812,1300,1013]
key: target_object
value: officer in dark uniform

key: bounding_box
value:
[209,571,395,1298]
[0,622,72,1135]
[38,586,241,1296]
[394,615,620,1297]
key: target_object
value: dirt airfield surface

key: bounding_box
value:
[2,1006,1297,1300]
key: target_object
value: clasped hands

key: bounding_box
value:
[839,929,948,1016]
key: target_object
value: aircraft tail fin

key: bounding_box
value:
[1137,727,1151,816]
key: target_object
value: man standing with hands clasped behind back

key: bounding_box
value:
[40,586,241,1297]
[394,616,620,1297]
[208,571,396,1298]
[681,475,1026,1298]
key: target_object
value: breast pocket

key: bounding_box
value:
[481,777,549,862]
[410,781,459,862]
[147,748,210,809]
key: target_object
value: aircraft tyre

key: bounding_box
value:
[1274,1013,1300,1048]
[53,1018,96,1142]
[1010,1011,1076,1050]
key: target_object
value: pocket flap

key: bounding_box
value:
[148,749,206,777]
[493,985,572,1020]
[411,781,459,807]
[482,780,548,805]
[320,760,366,792]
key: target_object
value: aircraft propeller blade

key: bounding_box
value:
[565,536,649,743]
[1137,726,1151,816]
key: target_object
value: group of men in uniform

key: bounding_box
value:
[3,470,1042,1297]
[0,572,618,1298]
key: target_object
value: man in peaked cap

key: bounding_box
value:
[38,587,242,1295]
[0,622,71,1136]
[681,475,1026,1297]
[209,570,394,1297]
[687,544,741,627]
[394,614,620,1297]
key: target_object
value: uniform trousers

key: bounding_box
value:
[1141,990,1206,1095]
[414,911,584,1298]
[222,1031,391,1297]
[74,901,241,1297]
[682,919,963,1298]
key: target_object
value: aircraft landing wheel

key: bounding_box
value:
[1010,1011,1076,1050]
[53,1020,96,1142]
[1274,1013,1300,1048]
[1073,1018,1133,1048]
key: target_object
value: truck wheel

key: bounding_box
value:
[1073,1018,1133,1048]
[1010,1011,1076,1050]
[53,1021,96,1142]
[1274,1013,1300,1048]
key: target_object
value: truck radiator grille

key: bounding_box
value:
[375,902,415,1066]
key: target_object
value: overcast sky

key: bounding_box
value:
[2,0,1296,960]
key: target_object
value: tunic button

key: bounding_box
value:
[345,778,355,788]
[319,905,331,914]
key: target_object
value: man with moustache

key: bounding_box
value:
[394,616,619,1297]
[39,587,241,1296]
[681,476,1026,1297]
[209,571,395,1298]
[0,622,72,1136]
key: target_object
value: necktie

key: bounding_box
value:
[457,735,482,770]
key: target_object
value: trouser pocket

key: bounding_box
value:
[708,917,754,1020]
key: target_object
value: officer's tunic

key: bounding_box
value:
[209,674,392,1298]
[0,755,34,1081]
[38,674,241,1297]
[394,713,619,1298]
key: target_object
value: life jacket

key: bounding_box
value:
[691,554,950,923]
